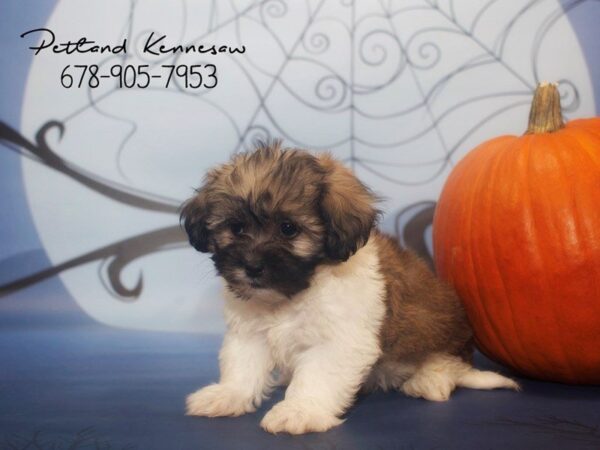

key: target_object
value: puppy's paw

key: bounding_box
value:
[186,384,255,417]
[402,373,454,402]
[260,400,343,435]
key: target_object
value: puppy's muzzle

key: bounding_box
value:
[245,263,265,279]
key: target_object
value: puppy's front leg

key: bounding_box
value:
[187,331,273,417]
[261,345,372,434]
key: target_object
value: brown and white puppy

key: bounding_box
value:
[181,141,518,435]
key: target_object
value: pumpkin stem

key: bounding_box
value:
[525,82,565,134]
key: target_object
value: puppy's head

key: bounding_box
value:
[181,141,378,300]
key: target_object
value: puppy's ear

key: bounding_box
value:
[181,165,229,253]
[180,191,212,253]
[318,155,378,261]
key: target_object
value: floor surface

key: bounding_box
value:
[1,325,600,450]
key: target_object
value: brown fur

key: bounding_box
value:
[181,142,517,420]
[181,141,326,256]
[373,232,473,364]
[180,141,379,299]
[181,141,472,360]
[316,154,379,261]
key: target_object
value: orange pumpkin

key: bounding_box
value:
[433,82,600,384]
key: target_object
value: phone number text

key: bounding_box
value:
[60,64,217,89]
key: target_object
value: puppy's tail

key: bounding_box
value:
[457,366,520,391]
[401,353,520,402]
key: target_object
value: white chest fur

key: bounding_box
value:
[222,238,387,374]
[188,237,518,434]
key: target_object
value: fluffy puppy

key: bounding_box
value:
[181,141,518,435]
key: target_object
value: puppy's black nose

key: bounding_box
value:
[245,263,264,279]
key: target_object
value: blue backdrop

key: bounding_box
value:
[1,2,600,449]
[2,0,599,332]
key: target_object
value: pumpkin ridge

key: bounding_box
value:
[554,130,600,356]
[542,134,583,380]
[525,134,573,378]
[554,130,599,253]
[564,125,600,171]
[561,129,600,253]
[518,135,555,373]
[557,131,600,359]
[465,140,518,366]
[518,135,554,373]
[567,117,600,134]
[487,138,535,372]
[439,145,491,355]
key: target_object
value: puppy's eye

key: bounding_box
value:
[230,222,245,236]
[280,221,298,238]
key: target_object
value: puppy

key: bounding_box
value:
[181,141,518,435]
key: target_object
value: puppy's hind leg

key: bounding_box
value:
[401,353,519,402]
